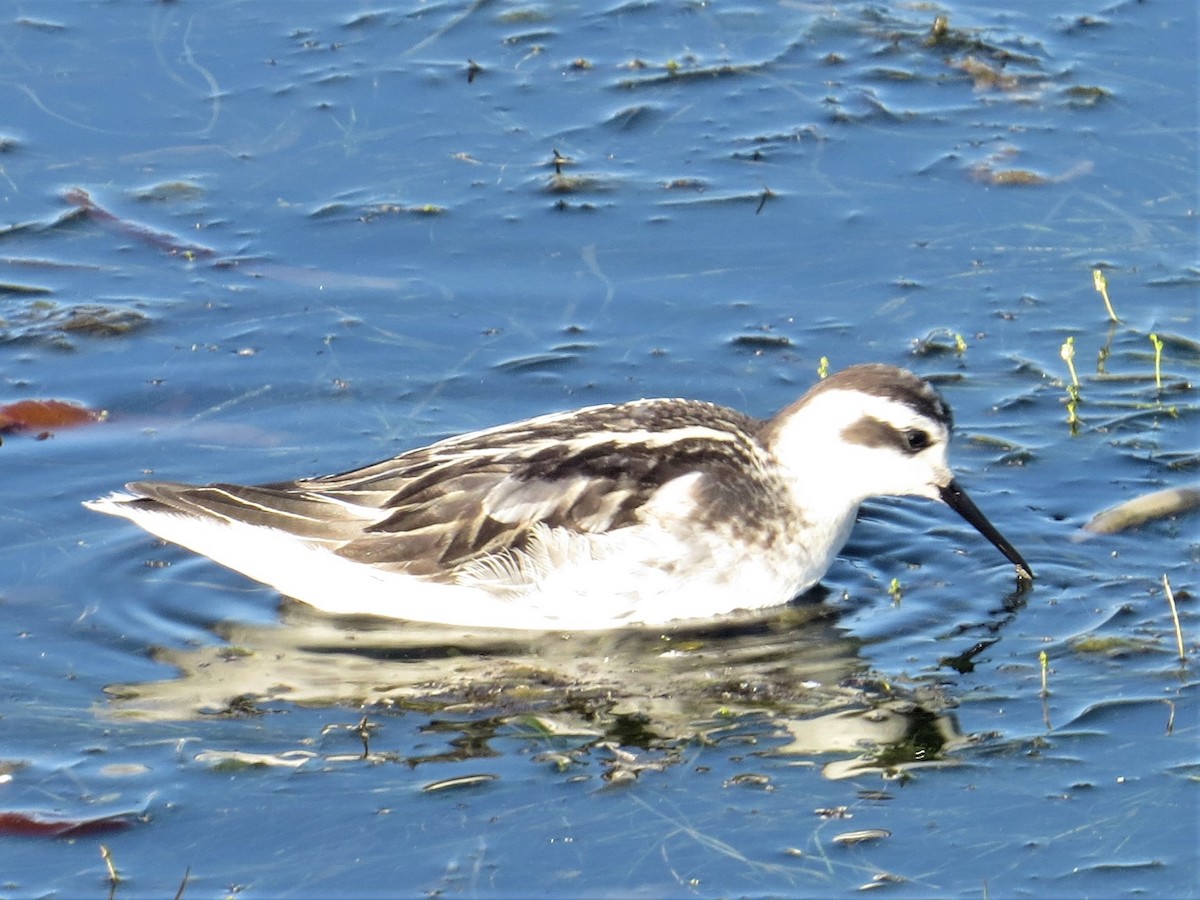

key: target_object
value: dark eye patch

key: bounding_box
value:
[841,417,936,455]
[841,416,906,452]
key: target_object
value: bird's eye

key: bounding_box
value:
[904,429,930,452]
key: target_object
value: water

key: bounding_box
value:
[1,1,1196,896]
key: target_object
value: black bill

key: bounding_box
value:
[938,480,1033,581]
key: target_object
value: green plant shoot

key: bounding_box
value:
[1060,336,1079,387]
[1149,333,1164,391]
[1093,268,1119,323]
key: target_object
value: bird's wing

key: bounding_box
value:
[127,399,773,579]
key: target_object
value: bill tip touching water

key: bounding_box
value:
[86,364,1032,630]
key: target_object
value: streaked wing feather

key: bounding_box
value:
[126,481,377,543]
[129,399,774,579]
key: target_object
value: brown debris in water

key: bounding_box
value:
[0,398,106,438]
[62,188,216,260]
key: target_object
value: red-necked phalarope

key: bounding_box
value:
[86,364,1032,630]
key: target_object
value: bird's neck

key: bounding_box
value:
[760,399,876,556]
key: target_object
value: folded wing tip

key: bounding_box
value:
[83,490,142,512]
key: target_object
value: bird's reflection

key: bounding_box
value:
[105,596,968,780]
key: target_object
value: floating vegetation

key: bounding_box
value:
[62,188,216,259]
[965,433,1034,467]
[497,8,548,25]
[359,202,446,221]
[60,304,148,336]
[724,772,773,790]
[870,67,919,82]
[1068,635,1163,658]
[912,11,1036,62]
[970,164,1049,186]
[15,16,67,33]
[657,187,781,212]
[731,330,791,350]
[0,810,137,837]
[512,714,601,739]
[421,773,498,793]
[911,328,968,357]
[132,180,205,203]
[662,178,708,192]
[1064,14,1109,32]
[599,742,673,783]
[730,125,825,162]
[540,149,614,194]
[814,806,853,819]
[859,871,907,890]
[0,282,52,296]
[1080,487,1200,535]
[193,749,316,770]
[544,172,612,194]
[926,14,950,41]
[968,152,1093,187]
[617,57,766,90]
[494,349,582,373]
[951,56,1020,91]
[0,301,149,347]
[0,398,106,437]
[831,828,891,846]
[1063,85,1112,106]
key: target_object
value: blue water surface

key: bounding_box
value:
[0,1,1196,896]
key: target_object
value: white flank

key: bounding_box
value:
[84,489,798,630]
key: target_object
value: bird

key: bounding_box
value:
[85,364,1032,631]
